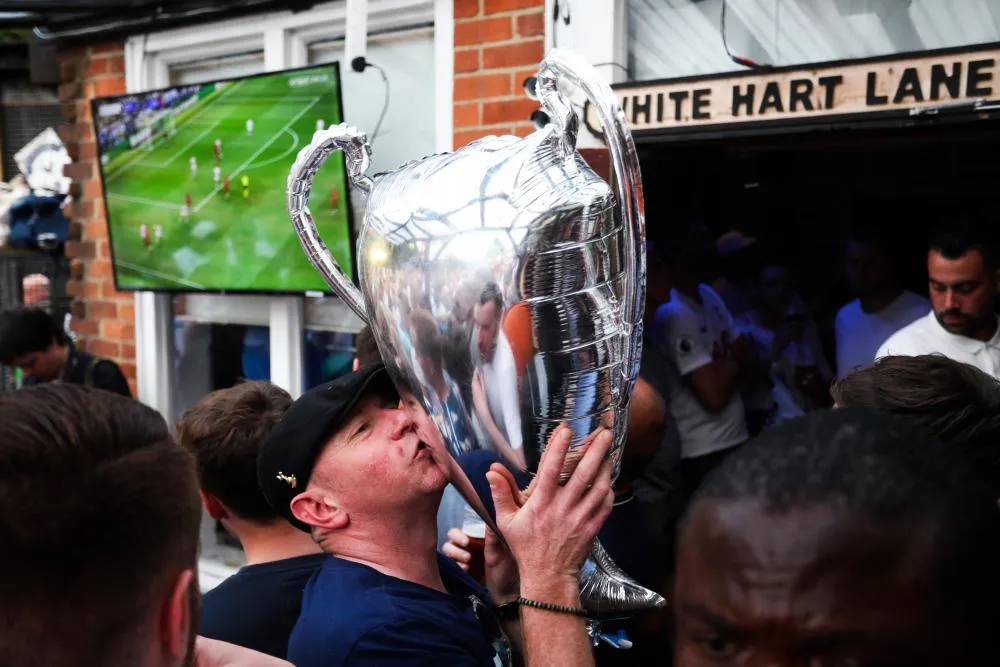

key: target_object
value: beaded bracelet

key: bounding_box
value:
[517,597,589,617]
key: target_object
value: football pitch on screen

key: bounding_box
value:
[101,67,351,292]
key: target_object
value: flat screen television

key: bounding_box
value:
[92,63,354,294]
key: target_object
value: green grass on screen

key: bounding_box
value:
[100,65,352,292]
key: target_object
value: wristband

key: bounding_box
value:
[517,597,589,617]
[494,600,520,621]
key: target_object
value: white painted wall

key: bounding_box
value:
[310,28,436,175]
[544,0,627,148]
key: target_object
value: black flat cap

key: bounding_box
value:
[257,363,397,531]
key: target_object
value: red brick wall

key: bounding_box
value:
[58,41,137,396]
[453,0,545,148]
[453,0,612,180]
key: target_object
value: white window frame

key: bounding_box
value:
[125,0,453,417]
[543,0,628,149]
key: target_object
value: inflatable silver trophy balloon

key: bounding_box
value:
[288,49,663,616]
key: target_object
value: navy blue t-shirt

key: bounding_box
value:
[199,553,326,658]
[288,553,498,667]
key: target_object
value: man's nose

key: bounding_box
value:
[389,407,415,439]
[945,290,961,311]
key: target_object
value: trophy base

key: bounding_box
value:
[579,538,667,616]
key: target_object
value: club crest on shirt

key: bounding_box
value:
[677,337,693,355]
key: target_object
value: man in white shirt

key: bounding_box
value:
[470,283,525,470]
[836,229,928,378]
[649,222,751,512]
[877,219,1000,378]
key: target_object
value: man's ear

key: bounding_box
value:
[291,489,349,531]
[199,490,227,520]
[159,568,197,662]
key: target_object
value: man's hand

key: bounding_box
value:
[444,524,520,603]
[194,637,292,667]
[488,423,614,594]
[442,528,472,572]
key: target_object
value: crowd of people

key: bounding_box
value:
[2,208,1000,665]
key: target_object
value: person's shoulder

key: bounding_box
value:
[307,554,377,590]
[292,563,407,660]
[294,570,491,667]
[87,358,133,396]
[835,299,861,324]
[202,554,324,605]
[342,562,495,667]
[901,311,935,334]
[251,553,326,588]
[198,571,285,651]
[877,314,933,357]
[90,357,125,376]
[345,617,492,667]
[291,605,400,667]
[199,569,244,613]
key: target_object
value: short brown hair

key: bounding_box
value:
[177,381,292,523]
[832,355,1000,496]
[0,384,200,667]
[355,325,381,369]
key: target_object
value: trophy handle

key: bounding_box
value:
[288,123,374,322]
[536,50,646,398]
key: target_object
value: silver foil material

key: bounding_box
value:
[288,49,663,616]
